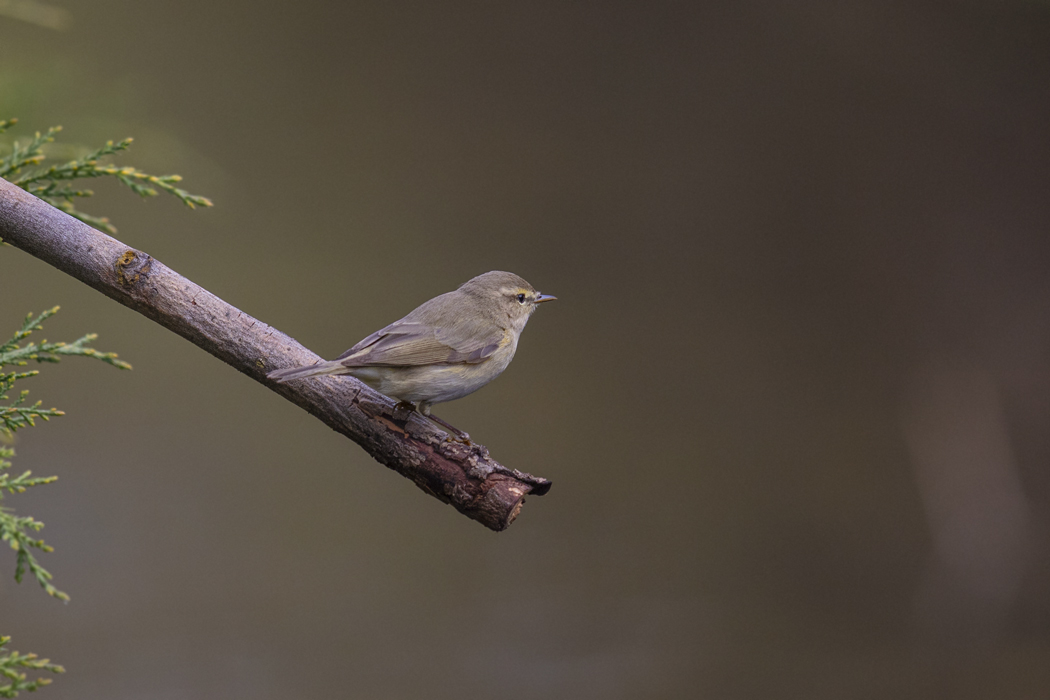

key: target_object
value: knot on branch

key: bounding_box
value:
[115,249,152,288]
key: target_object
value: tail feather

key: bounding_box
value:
[267,360,344,383]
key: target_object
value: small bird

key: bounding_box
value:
[268,271,556,440]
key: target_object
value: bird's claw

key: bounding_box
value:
[444,432,472,445]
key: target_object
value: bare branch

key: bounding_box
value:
[0,177,550,531]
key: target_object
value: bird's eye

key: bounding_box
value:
[516,293,527,304]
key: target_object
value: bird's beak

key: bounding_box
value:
[534,293,557,304]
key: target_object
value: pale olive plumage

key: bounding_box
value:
[267,272,555,429]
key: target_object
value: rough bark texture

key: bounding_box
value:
[0,178,550,531]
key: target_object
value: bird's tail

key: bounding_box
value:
[267,360,345,383]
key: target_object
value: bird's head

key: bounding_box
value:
[459,270,556,330]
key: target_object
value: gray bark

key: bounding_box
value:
[0,178,550,531]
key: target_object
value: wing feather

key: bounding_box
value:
[335,319,505,367]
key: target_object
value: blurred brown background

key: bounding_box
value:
[3,1,1050,698]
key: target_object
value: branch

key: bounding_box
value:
[0,178,550,531]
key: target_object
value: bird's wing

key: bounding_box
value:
[335,319,506,367]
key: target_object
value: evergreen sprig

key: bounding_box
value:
[0,636,64,698]
[0,117,212,234]
[0,307,131,602]
[0,478,66,601]
[1,307,130,433]
[1,115,206,696]
[0,306,132,370]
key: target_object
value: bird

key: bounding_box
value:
[267,271,556,441]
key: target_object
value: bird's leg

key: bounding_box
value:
[390,400,471,443]
[415,402,471,444]
[424,412,472,444]
[398,402,547,490]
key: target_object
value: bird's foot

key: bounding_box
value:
[391,401,472,443]
[425,412,472,445]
